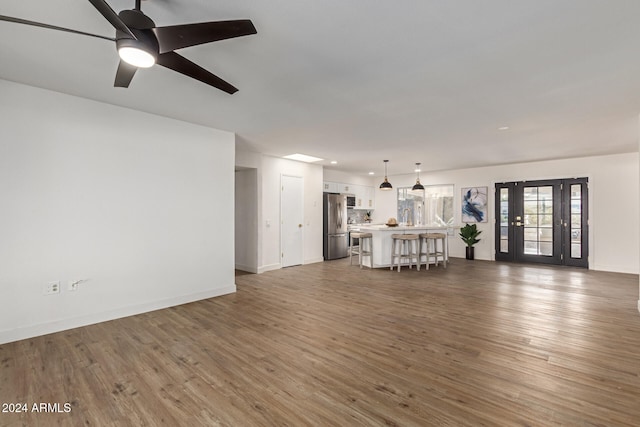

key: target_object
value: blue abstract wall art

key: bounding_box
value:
[462,186,488,223]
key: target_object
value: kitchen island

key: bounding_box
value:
[357,224,455,268]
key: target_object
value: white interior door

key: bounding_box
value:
[281,175,304,267]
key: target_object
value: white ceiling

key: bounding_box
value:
[1,0,639,176]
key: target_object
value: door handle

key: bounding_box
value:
[298,224,302,228]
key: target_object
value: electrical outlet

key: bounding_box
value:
[43,281,60,295]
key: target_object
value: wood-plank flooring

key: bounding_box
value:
[1,258,640,426]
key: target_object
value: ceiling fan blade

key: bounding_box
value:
[87,0,136,39]
[114,60,137,87]
[0,14,114,41]
[156,51,238,94]
[153,20,256,54]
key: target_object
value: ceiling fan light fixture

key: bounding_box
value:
[118,46,156,68]
[0,2,256,92]
[116,33,158,68]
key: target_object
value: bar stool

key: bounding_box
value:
[350,232,373,268]
[349,232,359,265]
[390,234,420,272]
[418,233,448,270]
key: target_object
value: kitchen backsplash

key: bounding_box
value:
[347,210,370,224]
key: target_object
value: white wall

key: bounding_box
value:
[261,156,324,271]
[236,151,323,273]
[0,80,236,344]
[323,169,376,187]
[371,153,639,274]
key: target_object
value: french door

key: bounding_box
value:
[495,178,588,267]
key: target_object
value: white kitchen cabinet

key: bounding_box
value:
[324,181,354,193]
[339,183,352,193]
[353,185,374,210]
[365,186,375,210]
[323,181,374,209]
[351,184,364,208]
[323,181,339,193]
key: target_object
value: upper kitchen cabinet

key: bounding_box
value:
[323,180,374,210]
[352,185,365,208]
[323,181,339,193]
[356,185,374,210]
[323,181,353,194]
[364,186,375,210]
[339,183,353,193]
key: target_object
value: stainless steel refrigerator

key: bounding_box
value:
[323,193,348,260]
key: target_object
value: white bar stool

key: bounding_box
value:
[350,232,373,268]
[390,234,420,272]
[418,233,448,270]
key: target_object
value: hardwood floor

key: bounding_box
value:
[1,259,640,426]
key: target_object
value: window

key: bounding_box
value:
[397,185,454,226]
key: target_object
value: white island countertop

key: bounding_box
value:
[358,224,454,231]
[354,224,458,268]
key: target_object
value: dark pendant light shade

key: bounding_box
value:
[412,162,425,190]
[380,160,393,190]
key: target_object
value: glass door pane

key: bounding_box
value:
[563,178,588,267]
[495,183,515,261]
[570,184,582,258]
[522,185,554,256]
[515,181,562,264]
[498,180,561,265]
[499,188,509,253]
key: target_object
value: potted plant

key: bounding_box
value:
[459,223,481,260]
[364,211,372,222]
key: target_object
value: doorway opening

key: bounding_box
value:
[235,167,259,273]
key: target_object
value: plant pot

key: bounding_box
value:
[465,247,475,260]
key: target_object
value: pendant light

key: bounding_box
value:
[379,160,393,190]
[412,162,425,190]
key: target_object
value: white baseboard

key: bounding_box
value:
[258,263,281,274]
[235,263,258,273]
[256,258,323,273]
[0,284,236,345]
[590,263,639,275]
